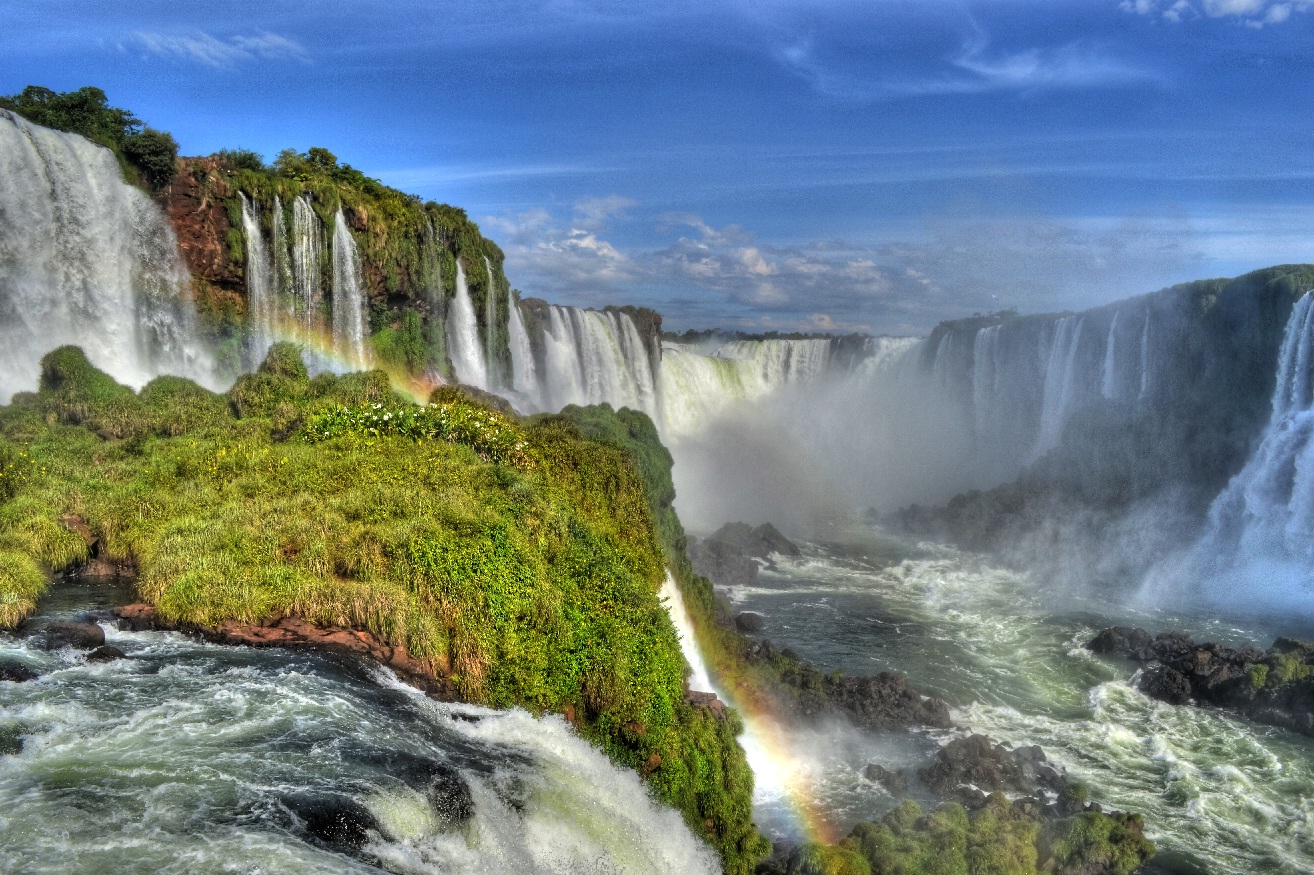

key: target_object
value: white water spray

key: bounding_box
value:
[446,259,488,388]
[0,110,211,400]
[331,209,368,368]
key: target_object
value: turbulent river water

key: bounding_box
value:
[729,523,1314,875]
[0,584,718,875]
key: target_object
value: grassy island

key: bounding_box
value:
[0,344,764,873]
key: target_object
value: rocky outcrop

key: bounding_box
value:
[746,638,951,731]
[163,157,243,292]
[1087,626,1314,735]
[919,734,1068,807]
[688,521,800,591]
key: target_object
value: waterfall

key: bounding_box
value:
[291,195,323,331]
[484,256,498,388]
[715,338,833,386]
[446,259,487,388]
[1032,315,1085,458]
[240,193,275,365]
[1101,310,1120,399]
[330,209,367,368]
[972,325,1001,438]
[271,196,294,325]
[658,573,715,693]
[536,306,659,416]
[1196,292,1314,578]
[507,293,539,404]
[0,110,217,400]
[1139,310,1152,400]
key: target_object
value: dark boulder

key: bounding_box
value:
[735,611,766,633]
[689,537,761,590]
[86,645,127,662]
[0,660,39,683]
[1137,664,1192,705]
[289,795,381,849]
[1087,626,1154,660]
[863,763,908,794]
[40,621,105,650]
[919,734,1067,800]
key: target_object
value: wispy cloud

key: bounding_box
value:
[780,33,1161,99]
[126,30,309,68]
[489,197,1208,333]
[1121,0,1313,26]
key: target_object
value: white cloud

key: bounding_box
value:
[128,30,308,68]
[780,33,1160,99]
[1122,0,1312,25]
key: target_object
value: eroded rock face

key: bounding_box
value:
[1087,626,1314,735]
[688,521,801,591]
[163,158,242,291]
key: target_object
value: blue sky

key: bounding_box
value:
[3,0,1313,333]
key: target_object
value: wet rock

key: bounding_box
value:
[919,734,1066,799]
[862,763,908,794]
[688,521,800,590]
[1087,626,1314,735]
[735,611,766,633]
[86,645,127,662]
[687,690,726,715]
[41,620,105,650]
[290,795,381,849]
[405,758,475,825]
[0,660,39,682]
[115,603,160,632]
[1137,664,1193,705]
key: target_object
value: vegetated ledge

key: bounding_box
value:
[553,408,1157,875]
[1088,626,1314,736]
[0,343,760,874]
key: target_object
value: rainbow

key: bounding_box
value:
[252,318,439,404]
[718,680,842,846]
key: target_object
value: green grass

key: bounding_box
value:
[0,345,763,874]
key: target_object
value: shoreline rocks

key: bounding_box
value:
[114,603,460,700]
[1087,626,1314,735]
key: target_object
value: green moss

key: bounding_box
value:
[1249,663,1269,690]
[845,797,1149,875]
[788,840,873,875]
[1041,812,1154,875]
[1266,651,1314,687]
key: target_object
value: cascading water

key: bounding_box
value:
[331,209,368,369]
[446,260,487,388]
[291,194,324,331]
[484,256,498,389]
[240,193,276,365]
[507,294,539,406]
[272,195,294,323]
[1183,290,1314,608]
[0,588,719,875]
[1032,315,1085,458]
[0,111,211,400]
[1100,310,1120,399]
[537,306,658,415]
[658,573,715,693]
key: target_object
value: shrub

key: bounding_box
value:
[121,127,178,190]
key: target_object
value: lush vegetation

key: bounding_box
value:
[0,85,179,191]
[0,345,760,873]
[197,143,511,383]
[778,797,1153,875]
